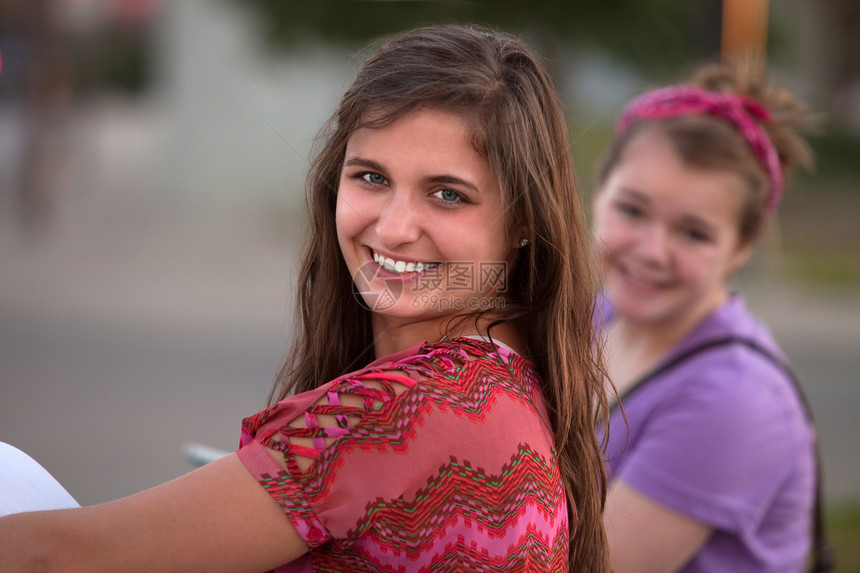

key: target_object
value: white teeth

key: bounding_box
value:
[372,251,437,274]
[624,267,667,288]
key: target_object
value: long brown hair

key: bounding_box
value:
[271,25,610,572]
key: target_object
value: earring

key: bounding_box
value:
[519,238,529,247]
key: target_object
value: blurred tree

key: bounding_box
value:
[0,0,75,230]
[817,0,860,131]
[232,0,718,77]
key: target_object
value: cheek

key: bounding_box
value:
[484,218,512,259]
[594,214,630,257]
[335,186,364,241]
[479,218,514,267]
[334,199,349,245]
[677,249,723,284]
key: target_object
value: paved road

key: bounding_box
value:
[741,277,860,505]
[1,101,858,508]
[0,202,298,504]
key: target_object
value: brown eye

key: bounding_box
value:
[683,228,709,242]
[617,202,642,218]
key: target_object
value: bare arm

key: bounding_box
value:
[0,453,308,573]
[604,480,712,573]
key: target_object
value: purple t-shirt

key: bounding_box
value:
[601,295,815,572]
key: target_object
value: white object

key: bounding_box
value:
[182,442,230,467]
[0,442,79,516]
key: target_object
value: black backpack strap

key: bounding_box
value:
[610,336,834,573]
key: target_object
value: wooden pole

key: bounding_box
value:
[722,0,770,61]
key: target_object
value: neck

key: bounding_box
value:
[610,290,728,360]
[371,314,523,358]
[608,319,685,364]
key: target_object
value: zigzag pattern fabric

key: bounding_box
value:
[237,338,568,572]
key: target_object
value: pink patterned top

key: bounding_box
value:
[236,338,568,572]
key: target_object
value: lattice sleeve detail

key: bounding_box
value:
[239,339,506,469]
[236,339,565,569]
[253,369,420,469]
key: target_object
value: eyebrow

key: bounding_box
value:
[679,214,717,235]
[619,186,718,234]
[343,157,482,193]
[343,157,385,172]
[428,175,480,193]
[617,187,651,204]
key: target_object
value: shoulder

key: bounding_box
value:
[241,337,539,450]
[618,331,813,477]
[645,336,799,428]
[642,295,792,409]
[617,296,811,448]
[393,337,542,406]
[682,294,786,361]
[398,337,531,371]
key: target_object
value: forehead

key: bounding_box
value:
[355,105,485,149]
[344,109,497,183]
[607,128,747,226]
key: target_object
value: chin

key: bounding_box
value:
[608,287,672,323]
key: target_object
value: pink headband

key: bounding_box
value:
[616,85,783,210]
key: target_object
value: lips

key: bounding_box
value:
[371,250,440,274]
[617,261,673,291]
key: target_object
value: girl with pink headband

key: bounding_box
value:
[592,62,827,573]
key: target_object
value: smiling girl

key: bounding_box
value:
[593,62,822,573]
[0,25,611,572]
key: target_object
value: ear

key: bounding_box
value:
[728,241,753,275]
[511,226,529,249]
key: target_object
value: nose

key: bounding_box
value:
[375,189,422,247]
[635,224,671,266]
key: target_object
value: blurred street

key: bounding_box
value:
[1,98,858,507]
[0,99,302,504]
[1,0,858,512]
